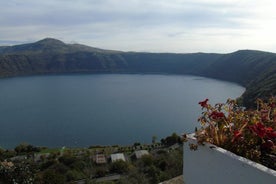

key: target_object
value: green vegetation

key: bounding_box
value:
[0,134,183,184]
[161,132,182,146]
[0,38,276,107]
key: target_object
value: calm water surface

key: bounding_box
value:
[0,74,244,149]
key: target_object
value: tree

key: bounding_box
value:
[133,142,141,147]
[0,161,35,184]
[58,154,76,166]
[42,170,66,184]
[152,136,157,144]
[66,169,86,181]
[0,148,5,160]
[118,169,150,184]
[110,160,130,174]
[147,165,160,184]
[141,155,153,167]
[161,133,181,146]
[14,143,40,155]
[95,167,108,177]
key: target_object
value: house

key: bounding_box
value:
[110,153,126,162]
[134,150,149,159]
[94,154,107,164]
[34,153,50,162]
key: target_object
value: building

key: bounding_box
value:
[134,150,149,159]
[110,153,126,162]
[94,154,107,164]
[34,153,50,162]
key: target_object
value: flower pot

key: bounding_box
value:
[183,134,276,184]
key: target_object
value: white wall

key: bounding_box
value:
[183,134,276,184]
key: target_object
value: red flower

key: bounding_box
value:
[269,102,276,108]
[261,140,274,151]
[266,131,276,139]
[199,99,209,108]
[234,130,242,138]
[265,127,273,132]
[209,111,225,120]
[232,130,242,142]
[250,123,276,139]
[249,122,266,138]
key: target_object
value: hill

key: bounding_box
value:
[0,38,276,107]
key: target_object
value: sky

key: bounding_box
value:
[0,0,276,53]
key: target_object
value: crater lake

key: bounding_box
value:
[0,74,244,149]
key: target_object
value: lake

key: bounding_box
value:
[0,74,245,149]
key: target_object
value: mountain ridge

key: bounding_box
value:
[0,38,121,54]
[0,38,276,107]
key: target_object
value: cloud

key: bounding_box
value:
[0,0,276,53]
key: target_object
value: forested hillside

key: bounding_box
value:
[1,38,276,107]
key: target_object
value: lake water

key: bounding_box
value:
[0,74,244,149]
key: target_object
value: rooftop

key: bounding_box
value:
[110,153,126,162]
[134,150,149,159]
[95,154,107,164]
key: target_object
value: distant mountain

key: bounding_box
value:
[0,38,120,54]
[0,38,276,107]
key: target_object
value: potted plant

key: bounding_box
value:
[183,97,276,184]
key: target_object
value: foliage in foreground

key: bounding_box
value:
[196,97,276,170]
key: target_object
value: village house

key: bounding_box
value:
[134,150,149,159]
[110,153,126,162]
[94,154,107,164]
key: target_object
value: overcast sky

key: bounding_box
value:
[1,0,276,53]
